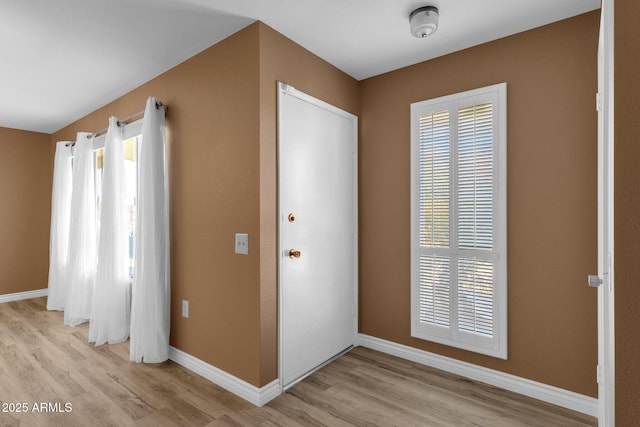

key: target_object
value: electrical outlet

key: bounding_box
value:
[235,233,249,255]
[182,300,189,318]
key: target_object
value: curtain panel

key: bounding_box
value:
[130,97,170,363]
[89,117,131,345]
[64,133,98,327]
[47,142,73,311]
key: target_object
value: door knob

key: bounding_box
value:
[289,249,301,259]
[588,274,603,287]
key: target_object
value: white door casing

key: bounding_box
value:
[596,1,615,425]
[277,82,358,389]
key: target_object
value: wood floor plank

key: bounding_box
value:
[37,328,86,363]
[266,392,353,427]
[0,298,597,426]
[77,366,156,421]
[31,348,86,396]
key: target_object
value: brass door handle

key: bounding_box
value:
[289,249,301,259]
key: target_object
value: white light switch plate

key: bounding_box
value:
[235,233,249,255]
[182,300,189,318]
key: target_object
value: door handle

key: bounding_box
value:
[289,249,301,259]
[588,274,603,287]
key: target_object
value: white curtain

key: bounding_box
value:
[47,141,73,311]
[64,133,97,327]
[130,97,170,363]
[89,118,131,345]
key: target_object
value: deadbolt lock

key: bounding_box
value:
[289,249,301,259]
[288,213,296,223]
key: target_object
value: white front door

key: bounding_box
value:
[278,82,357,389]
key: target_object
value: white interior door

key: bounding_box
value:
[278,82,357,389]
[596,1,615,425]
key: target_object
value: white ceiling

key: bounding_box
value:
[1,0,600,134]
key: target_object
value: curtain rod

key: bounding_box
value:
[65,100,165,147]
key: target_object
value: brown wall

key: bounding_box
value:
[359,11,599,397]
[0,127,51,295]
[615,0,640,423]
[50,22,359,387]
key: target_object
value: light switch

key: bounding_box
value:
[235,233,249,255]
[182,300,189,318]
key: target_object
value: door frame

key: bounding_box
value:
[276,81,359,391]
[597,0,615,425]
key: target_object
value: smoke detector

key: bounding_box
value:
[410,6,439,38]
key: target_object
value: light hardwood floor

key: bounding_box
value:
[0,298,596,426]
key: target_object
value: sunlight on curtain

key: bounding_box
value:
[130,97,170,363]
[64,134,97,326]
[89,117,131,345]
[47,142,73,311]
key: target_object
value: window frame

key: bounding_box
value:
[410,83,508,359]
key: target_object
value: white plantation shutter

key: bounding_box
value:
[458,103,493,250]
[419,110,450,248]
[411,83,507,359]
[419,255,450,327]
[458,258,494,336]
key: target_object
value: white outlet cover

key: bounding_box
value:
[235,233,249,255]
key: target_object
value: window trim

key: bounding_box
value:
[410,82,508,359]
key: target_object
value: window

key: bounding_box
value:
[410,83,507,359]
[94,120,142,279]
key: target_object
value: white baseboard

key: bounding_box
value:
[0,288,48,304]
[168,346,281,407]
[356,334,598,418]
